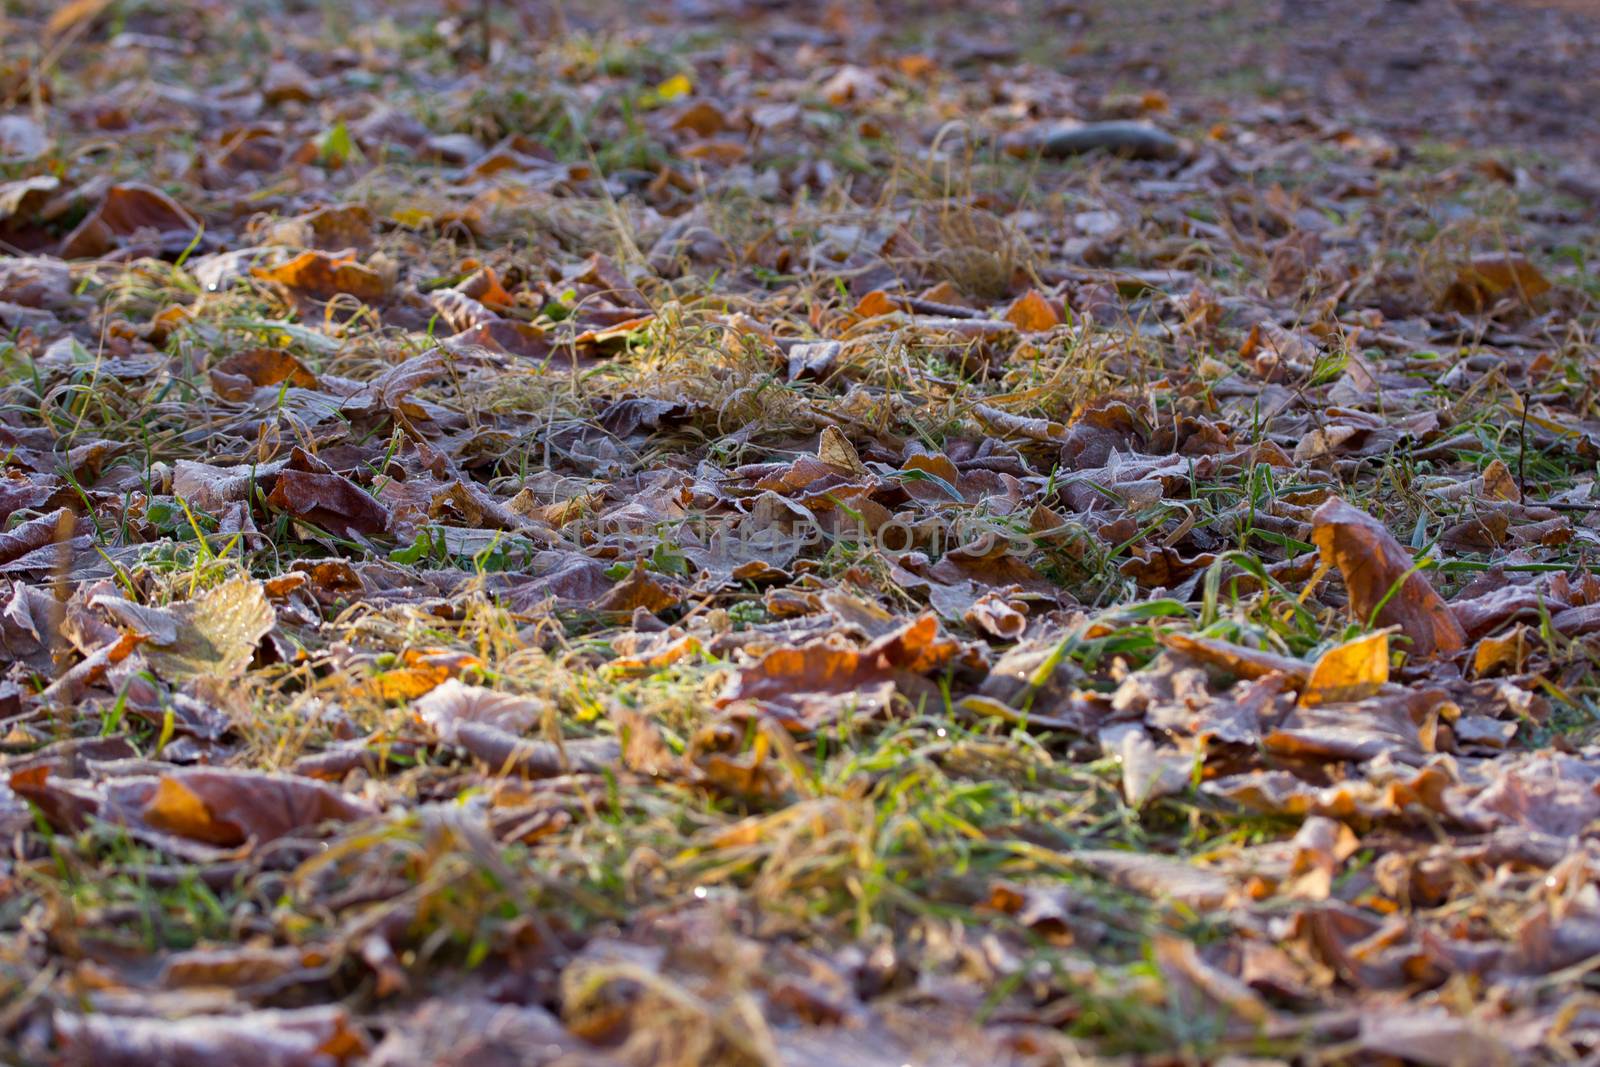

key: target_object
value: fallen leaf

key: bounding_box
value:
[717,614,961,728]
[1301,630,1390,705]
[253,249,391,304]
[817,424,868,475]
[1311,497,1466,660]
[1445,253,1551,311]
[854,289,900,318]
[1003,289,1061,332]
[209,347,319,399]
[1161,631,1312,686]
[55,1005,367,1067]
[1071,850,1232,909]
[92,578,274,681]
[45,0,114,37]
[0,114,49,164]
[1472,624,1531,677]
[267,469,392,540]
[122,768,375,846]
[58,183,201,259]
[413,678,548,743]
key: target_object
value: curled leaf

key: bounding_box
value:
[1311,497,1465,660]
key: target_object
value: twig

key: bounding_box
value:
[1517,388,1530,500]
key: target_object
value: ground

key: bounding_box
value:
[2,0,1600,1063]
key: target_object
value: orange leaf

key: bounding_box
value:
[143,777,219,843]
[367,666,449,702]
[458,266,514,309]
[1004,289,1062,332]
[46,0,112,37]
[918,280,965,305]
[895,54,937,79]
[252,250,390,304]
[1472,625,1530,678]
[854,289,900,318]
[1301,630,1390,706]
[680,140,748,164]
[127,769,374,846]
[671,100,728,137]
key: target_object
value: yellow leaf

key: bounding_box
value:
[1302,630,1389,706]
[655,74,693,102]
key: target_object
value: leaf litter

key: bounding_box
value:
[1,0,1600,1063]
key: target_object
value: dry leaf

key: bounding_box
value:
[1311,497,1466,660]
[55,1006,367,1066]
[817,425,868,475]
[1003,289,1061,332]
[94,579,274,681]
[125,768,375,846]
[267,469,392,540]
[59,183,201,259]
[1301,629,1389,706]
[1445,252,1551,311]
[413,678,548,743]
[253,250,391,304]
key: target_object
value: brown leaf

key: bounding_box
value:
[267,468,391,540]
[367,1000,605,1067]
[0,507,78,568]
[158,944,326,990]
[413,678,547,743]
[817,424,869,476]
[262,204,375,253]
[1359,1008,1514,1067]
[717,614,961,728]
[1161,631,1311,686]
[58,183,200,259]
[1311,497,1466,660]
[594,561,679,614]
[1154,935,1272,1026]
[209,347,319,400]
[117,768,375,846]
[1071,850,1232,909]
[0,175,58,229]
[456,723,618,778]
[962,589,1028,640]
[1445,252,1551,312]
